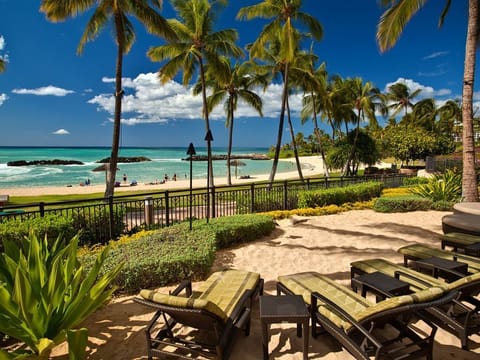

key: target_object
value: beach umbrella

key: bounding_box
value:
[227,159,246,179]
[92,163,120,183]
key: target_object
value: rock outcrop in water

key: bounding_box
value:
[7,159,84,166]
[97,156,151,163]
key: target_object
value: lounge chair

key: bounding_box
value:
[351,258,480,349]
[134,269,263,360]
[441,232,480,256]
[398,243,480,274]
[277,271,456,360]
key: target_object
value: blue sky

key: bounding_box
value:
[0,0,473,148]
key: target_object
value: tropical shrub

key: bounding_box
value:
[0,232,123,359]
[373,196,433,213]
[410,169,462,202]
[402,176,430,187]
[298,182,383,208]
[0,214,77,250]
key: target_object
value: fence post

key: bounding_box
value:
[108,196,114,241]
[39,202,45,217]
[250,183,255,213]
[211,186,216,218]
[283,180,288,210]
[165,191,170,227]
[144,196,153,226]
[306,178,310,190]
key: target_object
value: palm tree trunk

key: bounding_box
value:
[105,14,124,198]
[286,95,304,184]
[226,97,234,186]
[311,93,330,177]
[462,0,479,202]
[267,65,289,189]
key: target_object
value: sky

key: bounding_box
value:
[0,0,473,148]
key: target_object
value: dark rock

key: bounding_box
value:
[97,156,151,163]
[7,159,84,166]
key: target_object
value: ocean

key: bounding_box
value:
[0,147,296,189]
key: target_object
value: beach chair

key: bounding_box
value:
[398,243,480,275]
[277,271,456,360]
[441,232,480,256]
[134,269,263,360]
[351,258,480,349]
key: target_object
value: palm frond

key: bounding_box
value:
[77,6,109,54]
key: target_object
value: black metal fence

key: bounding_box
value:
[0,174,410,242]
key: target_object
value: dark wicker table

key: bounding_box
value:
[465,242,480,257]
[413,257,468,282]
[259,295,310,360]
[351,271,410,301]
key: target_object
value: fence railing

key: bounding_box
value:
[0,173,410,242]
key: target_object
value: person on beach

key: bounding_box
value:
[173,173,177,181]
[123,173,127,184]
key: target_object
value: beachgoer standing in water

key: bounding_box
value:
[123,173,127,184]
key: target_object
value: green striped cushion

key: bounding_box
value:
[441,232,480,246]
[139,290,227,321]
[398,244,480,273]
[278,272,372,329]
[351,258,445,291]
[196,269,260,318]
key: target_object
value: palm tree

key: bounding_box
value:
[237,0,322,188]
[195,59,264,185]
[411,98,437,131]
[385,82,421,121]
[0,58,5,73]
[342,77,385,176]
[148,0,242,194]
[377,0,479,202]
[40,0,176,197]
[438,99,462,139]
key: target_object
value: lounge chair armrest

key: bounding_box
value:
[393,270,433,287]
[311,291,383,350]
[169,279,193,297]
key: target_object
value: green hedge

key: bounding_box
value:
[298,182,384,208]
[0,214,77,249]
[373,195,433,212]
[80,214,275,294]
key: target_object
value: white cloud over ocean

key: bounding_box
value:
[13,85,74,96]
[0,93,7,106]
[88,72,302,125]
[52,129,70,135]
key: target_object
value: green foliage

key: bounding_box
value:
[72,207,125,246]
[402,176,430,186]
[373,196,433,212]
[0,232,123,359]
[263,200,374,219]
[297,182,384,208]
[0,214,77,250]
[410,169,462,202]
[80,214,275,294]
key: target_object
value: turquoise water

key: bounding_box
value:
[0,147,296,188]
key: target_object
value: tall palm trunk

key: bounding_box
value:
[105,13,124,198]
[286,95,304,184]
[462,0,479,202]
[226,96,234,185]
[311,93,330,176]
[268,64,289,189]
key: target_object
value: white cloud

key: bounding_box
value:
[0,93,7,106]
[52,129,70,135]
[384,77,451,99]
[422,51,449,60]
[13,85,74,96]
[88,72,293,125]
[0,36,5,51]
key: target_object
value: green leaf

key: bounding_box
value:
[66,328,88,360]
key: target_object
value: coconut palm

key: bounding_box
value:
[411,98,437,131]
[438,99,462,138]
[341,77,386,176]
[385,82,421,121]
[40,0,176,197]
[195,58,264,185]
[237,0,322,188]
[377,0,479,201]
[148,0,242,194]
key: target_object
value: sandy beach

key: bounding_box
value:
[48,209,480,359]
[3,156,327,197]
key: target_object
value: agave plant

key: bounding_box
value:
[410,169,462,202]
[0,232,123,359]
